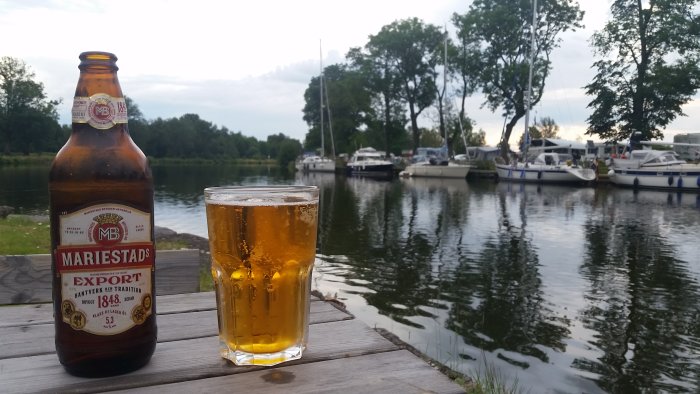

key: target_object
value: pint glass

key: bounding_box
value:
[204,186,319,366]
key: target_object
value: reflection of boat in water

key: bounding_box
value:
[497,181,596,206]
[400,176,469,193]
[295,155,336,173]
[604,187,700,211]
[495,152,596,184]
[296,170,336,188]
[346,147,394,178]
[607,149,700,191]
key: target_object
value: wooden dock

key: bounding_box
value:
[0,291,467,393]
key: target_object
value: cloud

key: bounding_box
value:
[5,0,698,149]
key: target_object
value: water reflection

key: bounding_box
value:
[446,183,570,369]
[0,165,51,214]
[577,188,700,392]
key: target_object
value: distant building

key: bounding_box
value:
[673,133,700,160]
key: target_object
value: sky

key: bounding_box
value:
[1,0,698,148]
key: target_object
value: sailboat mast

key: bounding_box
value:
[319,39,325,158]
[523,0,537,161]
[323,78,336,158]
[443,29,448,152]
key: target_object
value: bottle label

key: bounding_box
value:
[55,203,153,335]
[72,94,128,130]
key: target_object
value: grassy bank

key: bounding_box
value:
[0,153,56,166]
[0,153,277,167]
[0,216,188,255]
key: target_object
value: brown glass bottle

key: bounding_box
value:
[49,52,157,377]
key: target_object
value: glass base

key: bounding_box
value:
[220,340,304,366]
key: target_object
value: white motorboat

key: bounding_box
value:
[295,155,335,173]
[607,149,700,190]
[346,147,395,178]
[400,155,471,178]
[495,152,596,184]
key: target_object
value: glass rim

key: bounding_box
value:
[204,185,319,203]
[204,185,318,194]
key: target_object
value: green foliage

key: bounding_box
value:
[276,138,302,168]
[128,112,300,165]
[419,128,444,147]
[302,64,372,156]
[517,116,559,148]
[453,0,583,158]
[0,57,62,154]
[370,18,445,152]
[586,0,700,142]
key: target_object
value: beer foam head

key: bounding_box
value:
[204,186,318,206]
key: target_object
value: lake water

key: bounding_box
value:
[3,163,700,393]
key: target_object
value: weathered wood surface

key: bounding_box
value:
[0,292,466,394]
[113,351,465,394]
[0,249,201,305]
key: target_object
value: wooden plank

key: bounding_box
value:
[0,292,324,328]
[0,300,351,359]
[152,249,201,296]
[0,319,398,393]
[0,249,201,305]
[0,254,52,305]
[113,350,466,394]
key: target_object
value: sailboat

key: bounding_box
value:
[400,31,471,179]
[494,0,595,184]
[297,41,336,173]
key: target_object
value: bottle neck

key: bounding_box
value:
[71,51,127,131]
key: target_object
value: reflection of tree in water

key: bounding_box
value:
[319,177,471,328]
[444,188,570,367]
[153,164,288,203]
[578,210,700,392]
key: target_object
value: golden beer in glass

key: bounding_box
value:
[204,186,319,366]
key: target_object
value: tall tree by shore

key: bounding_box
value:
[454,0,583,160]
[0,57,62,154]
[585,0,700,143]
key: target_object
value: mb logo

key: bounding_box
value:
[99,226,121,241]
[91,213,125,246]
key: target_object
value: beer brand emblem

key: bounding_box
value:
[88,96,116,125]
[90,213,125,246]
[71,94,128,129]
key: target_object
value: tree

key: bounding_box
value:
[517,116,560,149]
[347,39,404,154]
[349,18,445,154]
[450,15,481,138]
[302,64,371,156]
[536,116,559,138]
[454,0,583,160]
[585,0,700,142]
[0,57,61,153]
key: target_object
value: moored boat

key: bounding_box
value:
[295,155,335,173]
[607,149,700,191]
[400,157,471,178]
[346,147,394,178]
[495,152,596,184]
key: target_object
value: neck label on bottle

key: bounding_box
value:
[72,94,128,130]
[55,203,153,335]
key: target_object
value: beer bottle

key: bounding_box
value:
[49,51,157,377]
